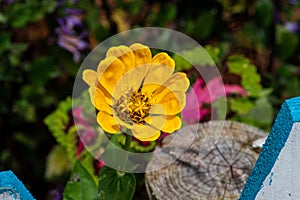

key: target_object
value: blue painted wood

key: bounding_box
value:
[0,171,35,200]
[239,96,300,200]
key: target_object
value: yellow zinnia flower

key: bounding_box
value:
[82,43,190,141]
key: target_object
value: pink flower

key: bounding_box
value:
[182,77,246,124]
[73,107,98,157]
[73,107,106,171]
[94,159,105,175]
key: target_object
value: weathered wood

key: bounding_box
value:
[145,120,267,200]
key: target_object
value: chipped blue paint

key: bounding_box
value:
[0,171,35,200]
[239,96,300,200]
[268,172,274,186]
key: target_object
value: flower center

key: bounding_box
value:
[113,89,152,125]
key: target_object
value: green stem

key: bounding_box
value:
[121,130,132,170]
[124,131,132,152]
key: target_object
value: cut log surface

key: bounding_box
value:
[145,120,267,200]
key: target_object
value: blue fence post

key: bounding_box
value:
[240,96,300,200]
[0,170,35,200]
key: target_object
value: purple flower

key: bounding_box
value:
[56,0,78,7]
[64,8,83,15]
[274,11,280,24]
[284,22,299,33]
[6,0,14,4]
[56,8,88,63]
[48,187,63,200]
[56,0,65,7]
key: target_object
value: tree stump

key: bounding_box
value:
[145,120,267,200]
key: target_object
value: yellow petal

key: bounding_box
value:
[161,115,182,133]
[111,113,136,130]
[97,111,120,133]
[152,52,175,70]
[132,124,161,141]
[142,72,189,97]
[89,87,112,114]
[143,63,173,86]
[83,69,98,87]
[152,90,186,115]
[152,72,190,102]
[129,43,152,66]
[141,83,161,96]
[106,45,135,72]
[96,82,113,103]
[98,56,127,95]
[148,104,167,115]
[161,72,190,92]
[134,132,161,141]
[142,52,175,86]
[112,43,152,99]
[144,107,181,133]
[112,64,149,100]
[144,114,166,131]
[146,114,181,133]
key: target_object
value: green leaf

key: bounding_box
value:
[44,97,77,162]
[229,98,254,115]
[29,57,60,85]
[259,89,273,97]
[227,54,263,97]
[276,25,299,61]
[13,132,37,150]
[0,12,7,24]
[161,4,177,24]
[98,166,136,200]
[85,8,101,31]
[204,45,221,63]
[125,0,143,15]
[63,161,98,200]
[101,135,126,170]
[173,46,215,71]
[205,43,230,64]
[45,145,72,181]
[10,43,28,53]
[255,0,274,27]
[116,134,156,153]
[41,0,56,13]
[194,10,216,40]
[173,54,192,71]
[246,97,274,125]
[77,151,99,184]
[239,22,267,48]
[6,0,56,28]
[13,99,36,122]
[0,32,11,55]
[212,96,227,120]
[7,43,28,67]
[273,64,300,97]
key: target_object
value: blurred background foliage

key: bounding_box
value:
[1,0,300,199]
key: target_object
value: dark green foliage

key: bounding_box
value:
[63,161,98,200]
[255,0,274,28]
[276,25,299,61]
[98,167,136,200]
